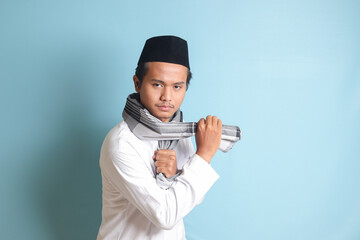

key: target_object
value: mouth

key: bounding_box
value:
[156,104,174,112]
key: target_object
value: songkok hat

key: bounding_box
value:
[137,35,190,69]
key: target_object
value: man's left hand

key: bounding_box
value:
[153,149,178,178]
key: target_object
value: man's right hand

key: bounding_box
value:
[195,115,222,163]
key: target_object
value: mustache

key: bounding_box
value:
[155,103,174,108]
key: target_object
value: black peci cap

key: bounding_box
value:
[137,35,190,69]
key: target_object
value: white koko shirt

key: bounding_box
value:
[97,121,220,240]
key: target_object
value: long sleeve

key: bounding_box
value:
[100,136,219,230]
[156,170,182,189]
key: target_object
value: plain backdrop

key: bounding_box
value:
[1,0,359,239]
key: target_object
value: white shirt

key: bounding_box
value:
[97,121,219,240]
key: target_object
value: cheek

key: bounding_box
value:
[139,87,152,106]
[175,91,186,105]
[142,88,160,105]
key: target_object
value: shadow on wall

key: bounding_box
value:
[32,46,105,239]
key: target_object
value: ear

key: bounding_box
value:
[133,75,140,92]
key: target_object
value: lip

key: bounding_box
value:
[157,105,173,112]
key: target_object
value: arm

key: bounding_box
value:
[100,138,219,230]
[155,115,222,183]
[195,115,222,163]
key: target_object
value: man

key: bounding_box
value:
[97,36,239,239]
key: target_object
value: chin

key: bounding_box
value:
[155,113,172,122]
[158,116,171,122]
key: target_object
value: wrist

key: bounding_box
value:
[165,169,181,180]
[195,150,212,163]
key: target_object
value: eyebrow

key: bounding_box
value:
[151,79,185,85]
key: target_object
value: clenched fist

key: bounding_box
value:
[195,115,222,163]
[153,149,178,178]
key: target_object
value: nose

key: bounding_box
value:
[160,86,172,102]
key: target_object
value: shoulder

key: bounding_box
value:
[101,121,140,155]
[99,121,140,166]
[104,121,134,142]
[99,122,158,185]
[100,121,156,167]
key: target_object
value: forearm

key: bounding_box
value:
[105,152,218,230]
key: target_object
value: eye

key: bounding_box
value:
[174,85,182,89]
[153,83,162,88]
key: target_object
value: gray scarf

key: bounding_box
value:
[122,93,241,185]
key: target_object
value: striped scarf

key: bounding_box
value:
[122,93,241,185]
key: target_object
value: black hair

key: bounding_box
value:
[135,62,192,90]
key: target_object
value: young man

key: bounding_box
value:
[97,36,239,240]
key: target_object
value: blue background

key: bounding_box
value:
[1,0,359,239]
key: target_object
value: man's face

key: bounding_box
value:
[133,62,188,122]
